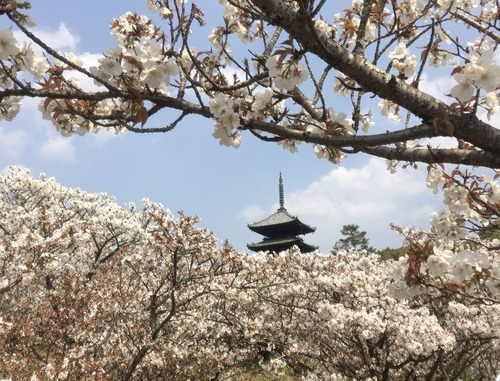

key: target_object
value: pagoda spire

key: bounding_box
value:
[279,173,285,210]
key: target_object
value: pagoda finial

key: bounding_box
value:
[279,173,285,210]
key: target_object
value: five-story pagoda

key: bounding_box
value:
[247,174,317,254]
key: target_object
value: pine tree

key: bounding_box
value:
[333,224,376,254]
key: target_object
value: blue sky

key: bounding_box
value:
[0,1,458,252]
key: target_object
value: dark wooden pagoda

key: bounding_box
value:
[247,174,317,254]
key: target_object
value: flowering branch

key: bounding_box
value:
[0,0,499,167]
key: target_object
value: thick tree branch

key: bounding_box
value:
[244,118,500,167]
[249,0,500,159]
[124,345,150,381]
[361,145,500,168]
[452,11,500,44]
[244,119,439,147]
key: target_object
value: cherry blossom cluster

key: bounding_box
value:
[388,165,500,303]
[450,46,500,110]
[106,13,180,91]
[389,42,417,79]
[0,3,184,136]
[265,56,309,92]
[209,93,242,147]
[209,87,285,147]
[213,0,265,44]
[0,27,45,122]
[0,167,244,379]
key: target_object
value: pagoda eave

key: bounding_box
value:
[248,221,315,237]
[247,236,318,254]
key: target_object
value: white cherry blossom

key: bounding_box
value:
[388,42,410,60]
[450,73,475,102]
[0,29,20,60]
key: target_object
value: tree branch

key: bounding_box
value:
[353,0,375,56]
[361,145,500,168]
[244,119,439,147]
[0,88,211,118]
[452,11,500,44]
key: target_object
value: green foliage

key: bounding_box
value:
[377,246,411,261]
[477,222,500,241]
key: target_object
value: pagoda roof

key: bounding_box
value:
[248,207,315,237]
[247,235,318,253]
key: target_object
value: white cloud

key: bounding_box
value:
[250,158,441,252]
[14,23,80,51]
[419,73,454,102]
[13,22,102,96]
[13,22,102,92]
[0,127,29,159]
[88,129,123,147]
[39,136,77,164]
[238,205,266,222]
[421,136,458,149]
[40,23,80,50]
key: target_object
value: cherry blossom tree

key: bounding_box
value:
[0,0,499,167]
[0,167,247,380]
[224,250,499,380]
[1,167,499,380]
